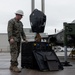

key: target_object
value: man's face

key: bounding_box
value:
[16,14,23,20]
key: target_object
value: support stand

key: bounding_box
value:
[62,61,72,66]
[63,23,72,66]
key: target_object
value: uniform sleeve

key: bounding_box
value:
[7,20,14,41]
[21,23,26,40]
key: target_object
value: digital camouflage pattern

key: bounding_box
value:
[8,18,26,42]
[7,18,26,66]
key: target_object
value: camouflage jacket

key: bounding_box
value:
[7,18,26,42]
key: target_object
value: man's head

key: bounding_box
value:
[15,10,24,21]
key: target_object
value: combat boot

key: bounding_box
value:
[10,66,21,73]
[10,65,13,70]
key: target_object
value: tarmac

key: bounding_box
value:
[0,52,75,75]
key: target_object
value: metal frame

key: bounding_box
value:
[31,0,45,13]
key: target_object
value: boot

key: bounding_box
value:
[10,65,21,73]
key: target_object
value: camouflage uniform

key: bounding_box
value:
[7,18,26,66]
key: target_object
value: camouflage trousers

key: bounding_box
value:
[9,41,21,66]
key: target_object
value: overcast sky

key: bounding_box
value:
[0,0,75,34]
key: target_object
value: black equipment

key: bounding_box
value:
[21,9,63,71]
[21,42,63,71]
[30,9,46,33]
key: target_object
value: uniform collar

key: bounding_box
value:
[14,18,20,22]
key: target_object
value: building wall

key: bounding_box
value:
[0,33,10,52]
[0,28,48,52]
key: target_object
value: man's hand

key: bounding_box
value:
[25,39,28,43]
[10,38,14,44]
[23,39,28,43]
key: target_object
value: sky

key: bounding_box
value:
[0,0,75,34]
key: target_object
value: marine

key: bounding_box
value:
[7,10,27,72]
